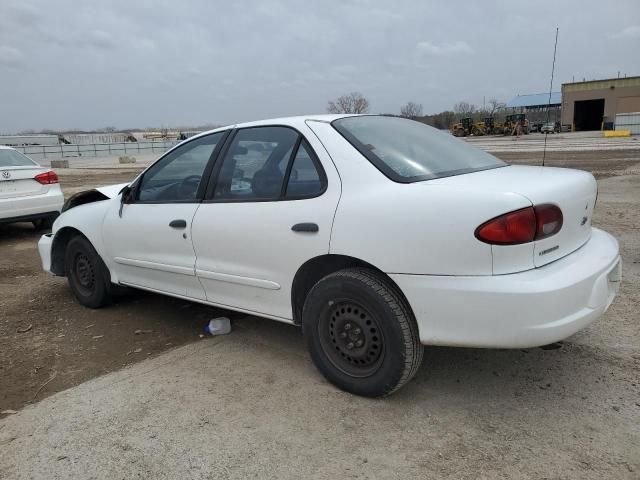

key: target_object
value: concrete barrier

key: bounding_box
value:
[50,159,69,168]
[603,130,631,137]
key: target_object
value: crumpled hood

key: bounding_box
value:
[95,182,129,198]
[61,182,130,213]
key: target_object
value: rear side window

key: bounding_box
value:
[333,116,506,183]
[213,127,299,201]
[285,141,326,199]
[0,149,38,167]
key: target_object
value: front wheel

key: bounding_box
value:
[64,235,112,308]
[302,268,423,397]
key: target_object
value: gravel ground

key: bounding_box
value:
[1,147,639,479]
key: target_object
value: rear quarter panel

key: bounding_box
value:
[330,182,531,275]
[307,119,531,275]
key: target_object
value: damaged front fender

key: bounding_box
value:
[62,183,129,213]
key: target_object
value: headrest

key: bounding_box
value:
[252,168,283,198]
[230,145,248,156]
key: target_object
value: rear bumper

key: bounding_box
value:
[0,211,59,225]
[0,186,64,222]
[391,228,621,348]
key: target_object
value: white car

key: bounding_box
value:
[37,115,621,397]
[0,146,63,229]
[541,122,556,134]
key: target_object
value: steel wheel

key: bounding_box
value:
[318,300,385,378]
[64,235,112,308]
[73,252,96,295]
[303,268,423,397]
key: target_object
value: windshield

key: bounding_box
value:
[332,116,506,182]
[0,149,38,168]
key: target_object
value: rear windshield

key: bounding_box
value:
[332,116,506,182]
[0,149,38,168]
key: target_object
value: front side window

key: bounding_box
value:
[333,116,506,182]
[213,126,299,201]
[0,149,38,167]
[137,132,224,202]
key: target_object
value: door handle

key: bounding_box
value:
[169,219,187,229]
[291,223,319,233]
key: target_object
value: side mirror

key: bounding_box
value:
[118,185,132,217]
[120,185,132,203]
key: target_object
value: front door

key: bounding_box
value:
[103,131,227,298]
[191,125,341,320]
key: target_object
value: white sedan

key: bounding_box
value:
[37,115,621,397]
[0,146,63,229]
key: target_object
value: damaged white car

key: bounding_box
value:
[38,115,621,397]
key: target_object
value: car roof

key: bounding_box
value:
[0,145,16,150]
[236,113,359,127]
[192,114,363,137]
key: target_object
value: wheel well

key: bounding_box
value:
[290,254,410,325]
[50,227,84,276]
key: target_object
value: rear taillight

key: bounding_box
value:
[534,204,563,240]
[34,171,59,185]
[475,204,563,245]
[475,207,536,245]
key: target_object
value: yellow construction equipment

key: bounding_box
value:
[451,117,472,137]
[503,114,529,135]
[451,118,486,136]
[482,117,505,135]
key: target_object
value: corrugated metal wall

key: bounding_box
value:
[615,112,640,135]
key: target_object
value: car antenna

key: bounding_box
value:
[543,27,559,167]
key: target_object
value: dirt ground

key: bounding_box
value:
[1,149,639,477]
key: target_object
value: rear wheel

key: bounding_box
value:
[64,235,112,308]
[302,268,423,397]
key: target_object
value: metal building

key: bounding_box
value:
[507,92,561,111]
[506,92,561,126]
[561,76,640,131]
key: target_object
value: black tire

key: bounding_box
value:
[302,268,423,397]
[64,235,112,308]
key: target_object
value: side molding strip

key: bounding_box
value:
[196,269,281,290]
[114,257,195,276]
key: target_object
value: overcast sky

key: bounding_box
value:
[1,0,639,132]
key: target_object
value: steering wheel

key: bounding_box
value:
[178,175,201,198]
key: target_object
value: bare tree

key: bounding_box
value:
[487,98,506,117]
[400,101,423,118]
[453,101,477,116]
[437,110,456,129]
[327,92,370,114]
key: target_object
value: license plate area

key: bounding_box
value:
[0,181,18,196]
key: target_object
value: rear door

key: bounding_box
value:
[191,124,341,320]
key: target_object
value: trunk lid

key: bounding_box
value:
[428,165,597,271]
[0,166,49,199]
